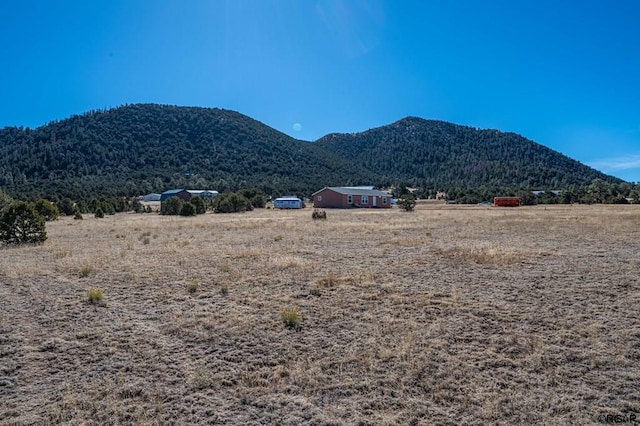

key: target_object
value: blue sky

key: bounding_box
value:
[1,0,639,182]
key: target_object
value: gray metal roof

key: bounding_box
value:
[274,197,301,201]
[313,187,391,197]
[161,189,186,195]
[187,190,218,195]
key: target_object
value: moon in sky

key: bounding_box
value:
[292,123,302,132]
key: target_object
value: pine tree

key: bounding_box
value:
[0,202,47,245]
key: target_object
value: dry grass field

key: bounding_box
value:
[1,204,639,425]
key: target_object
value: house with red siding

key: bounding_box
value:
[493,196,521,207]
[312,187,392,208]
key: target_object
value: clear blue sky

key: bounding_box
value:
[1,0,639,182]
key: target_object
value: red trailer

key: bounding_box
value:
[493,197,521,207]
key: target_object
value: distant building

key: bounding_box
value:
[160,189,219,202]
[273,196,302,209]
[186,190,219,199]
[493,197,521,207]
[312,187,392,209]
[138,193,161,202]
[160,189,191,202]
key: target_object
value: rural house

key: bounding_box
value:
[312,187,392,209]
[493,196,521,207]
[273,196,302,209]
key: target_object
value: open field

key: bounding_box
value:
[1,204,639,425]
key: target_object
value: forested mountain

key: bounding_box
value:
[0,104,373,199]
[315,117,619,189]
[0,104,624,201]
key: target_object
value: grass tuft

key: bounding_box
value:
[79,265,93,277]
[280,306,302,329]
[54,250,68,258]
[87,287,104,304]
[220,283,229,296]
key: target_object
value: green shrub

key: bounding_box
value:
[214,193,253,213]
[34,199,59,221]
[73,210,83,220]
[239,188,267,208]
[102,201,116,215]
[161,196,183,215]
[0,190,13,212]
[396,193,417,211]
[188,280,199,293]
[58,198,76,216]
[0,202,47,245]
[130,198,144,213]
[94,208,105,218]
[250,194,267,208]
[190,196,206,214]
[180,202,196,216]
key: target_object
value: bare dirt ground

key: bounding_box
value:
[1,204,639,425]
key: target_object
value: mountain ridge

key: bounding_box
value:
[0,103,623,200]
[315,115,617,190]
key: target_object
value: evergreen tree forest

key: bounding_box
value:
[0,104,637,206]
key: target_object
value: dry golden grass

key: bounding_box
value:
[1,204,640,424]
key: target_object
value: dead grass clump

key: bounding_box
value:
[190,366,215,390]
[316,272,356,288]
[281,306,302,329]
[138,231,151,245]
[269,255,308,270]
[317,272,341,288]
[439,245,522,265]
[54,250,68,258]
